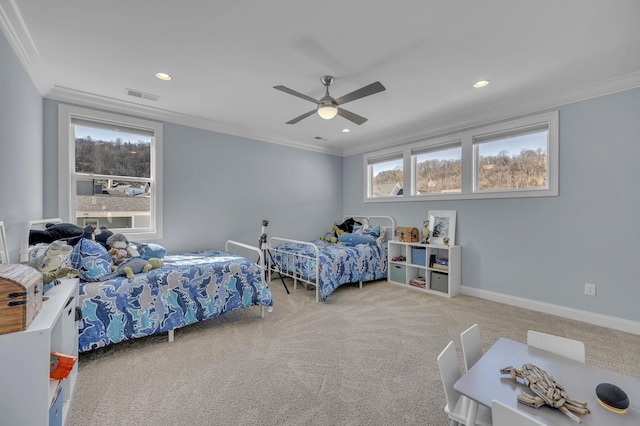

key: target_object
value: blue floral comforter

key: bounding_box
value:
[78,251,273,352]
[270,240,387,302]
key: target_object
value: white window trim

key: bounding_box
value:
[364,111,558,202]
[363,149,405,199]
[58,104,164,240]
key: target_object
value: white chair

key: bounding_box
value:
[526,330,585,363]
[491,400,546,426]
[460,323,483,372]
[437,341,493,426]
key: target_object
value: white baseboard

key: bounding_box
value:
[461,286,640,336]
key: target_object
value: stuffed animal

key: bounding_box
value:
[95,226,113,249]
[67,224,99,246]
[32,240,79,284]
[321,225,345,243]
[102,256,164,280]
[29,222,83,245]
[106,233,140,261]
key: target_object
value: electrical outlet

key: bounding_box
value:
[584,283,596,296]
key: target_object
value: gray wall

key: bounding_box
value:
[0,31,43,262]
[344,88,640,323]
[42,100,343,253]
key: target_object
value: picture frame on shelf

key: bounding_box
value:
[427,210,456,246]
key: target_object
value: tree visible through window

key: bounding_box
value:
[414,145,461,194]
[59,104,163,239]
[369,156,403,197]
[74,125,153,230]
[475,129,548,192]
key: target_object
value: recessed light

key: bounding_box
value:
[155,72,172,81]
[473,80,489,88]
[342,128,350,133]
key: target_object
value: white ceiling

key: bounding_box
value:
[2,1,640,156]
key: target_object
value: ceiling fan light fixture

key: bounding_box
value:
[317,104,338,120]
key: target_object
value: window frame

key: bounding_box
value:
[364,111,558,202]
[58,104,164,240]
[364,150,405,199]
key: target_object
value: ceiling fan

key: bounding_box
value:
[274,76,385,125]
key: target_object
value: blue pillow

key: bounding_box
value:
[353,225,381,239]
[138,243,166,260]
[338,233,377,246]
[70,238,113,282]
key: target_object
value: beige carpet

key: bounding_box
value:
[66,279,640,426]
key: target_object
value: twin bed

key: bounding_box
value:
[19,219,273,353]
[268,215,395,302]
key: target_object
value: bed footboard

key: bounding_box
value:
[268,237,321,302]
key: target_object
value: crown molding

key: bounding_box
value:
[46,86,343,156]
[0,0,53,94]
[343,71,640,157]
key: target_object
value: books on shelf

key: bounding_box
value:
[409,276,426,288]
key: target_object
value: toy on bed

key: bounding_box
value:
[104,256,164,280]
[28,222,84,245]
[106,232,140,265]
[30,240,79,285]
[269,215,396,302]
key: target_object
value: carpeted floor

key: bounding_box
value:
[65,279,640,425]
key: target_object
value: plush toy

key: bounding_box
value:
[33,240,79,284]
[102,256,164,280]
[106,233,140,262]
[321,225,345,243]
[67,224,100,246]
[95,226,113,249]
[29,222,83,245]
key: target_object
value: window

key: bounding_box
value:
[59,105,163,240]
[474,125,549,192]
[366,153,404,198]
[364,111,558,201]
[412,143,462,195]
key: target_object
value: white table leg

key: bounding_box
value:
[466,399,478,425]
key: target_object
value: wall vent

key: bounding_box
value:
[126,88,159,102]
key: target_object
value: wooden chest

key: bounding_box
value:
[394,226,419,242]
[0,264,43,334]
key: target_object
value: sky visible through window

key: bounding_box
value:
[375,132,546,174]
[75,126,151,144]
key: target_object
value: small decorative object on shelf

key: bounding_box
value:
[394,227,419,242]
[421,220,430,243]
[501,363,590,423]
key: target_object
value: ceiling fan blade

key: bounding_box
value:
[334,81,386,105]
[274,85,320,104]
[286,110,316,125]
[337,108,368,125]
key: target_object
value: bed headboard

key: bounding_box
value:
[20,218,63,263]
[0,221,9,264]
[342,215,396,241]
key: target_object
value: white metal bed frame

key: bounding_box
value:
[268,215,395,302]
[20,218,271,342]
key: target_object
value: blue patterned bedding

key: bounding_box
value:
[78,250,273,352]
[270,240,387,302]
